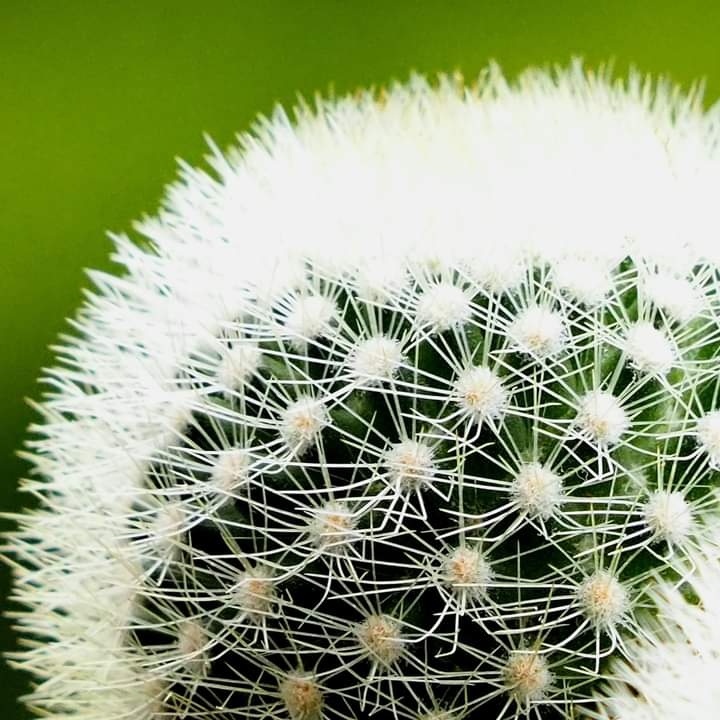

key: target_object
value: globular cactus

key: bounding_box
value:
[7,63,720,720]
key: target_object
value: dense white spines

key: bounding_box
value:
[384,439,436,490]
[643,271,703,324]
[351,335,404,384]
[453,366,507,423]
[282,294,338,343]
[8,65,720,720]
[595,546,720,720]
[280,674,325,720]
[151,502,188,561]
[307,500,356,549]
[442,545,493,600]
[416,282,471,331]
[576,390,629,446]
[697,411,720,467]
[509,306,566,358]
[355,614,404,666]
[577,571,630,630]
[280,396,328,455]
[355,259,408,303]
[510,463,564,519]
[466,250,525,295]
[643,490,693,546]
[552,257,613,306]
[623,322,675,376]
[216,341,262,390]
[211,448,251,495]
[232,566,277,620]
[503,651,553,707]
[176,620,210,680]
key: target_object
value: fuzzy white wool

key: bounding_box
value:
[509,306,566,358]
[177,620,210,680]
[351,335,404,383]
[697,410,720,467]
[577,570,630,629]
[216,342,262,390]
[465,249,526,295]
[442,546,493,600]
[623,322,675,376]
[280,396,328,455]
[416,282,471,331]
[511,463,564,519]
[453,365,507,423]
[211,448,251,495]
[281,294,338,343]
[551,256,613,306]
[384,439,436,490]
[642,490,693,546]
[576,390,629,446]
[280,674,324,720]
[643,271,703,323]
[503,651,553,706]
[356,614,404,666]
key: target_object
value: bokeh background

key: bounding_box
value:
[3,1,720,717]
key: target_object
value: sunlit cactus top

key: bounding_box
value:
[7,63,720,720]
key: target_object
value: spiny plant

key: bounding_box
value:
[6,63,720,720]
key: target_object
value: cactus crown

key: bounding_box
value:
[8,65,720,720]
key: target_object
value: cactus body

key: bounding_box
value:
[7,65,720,719]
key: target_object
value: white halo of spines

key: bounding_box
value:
[576,390,629,446]
[502,650,553,708]
[577,570,630,630]
[643,270,704,324]
[623,321,675,376]
[453,365,507,424]
[383,438,437,491]
[441,545,493,600]
[465,249,526,295]
[508,306,566,359]
[232,565,278,621]
[415,282,472,332]
[351,335,404,385]
[552,256,614,306]
[210,447,251,496]
[355,257,408,303]
[307,500,357,550]
[216,341,262,391]
[642,490,693,546]
[281,293,338,345]
[510,462,564,519]
[176,620,210,680]
[280,395,329,456]
[279,674,325,720]
[150,501,188,562]
[355,614,404,667]
[697,410,720,467]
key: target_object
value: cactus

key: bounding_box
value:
[6,63,720,720]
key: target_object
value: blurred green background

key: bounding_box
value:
[2,1,720,717]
